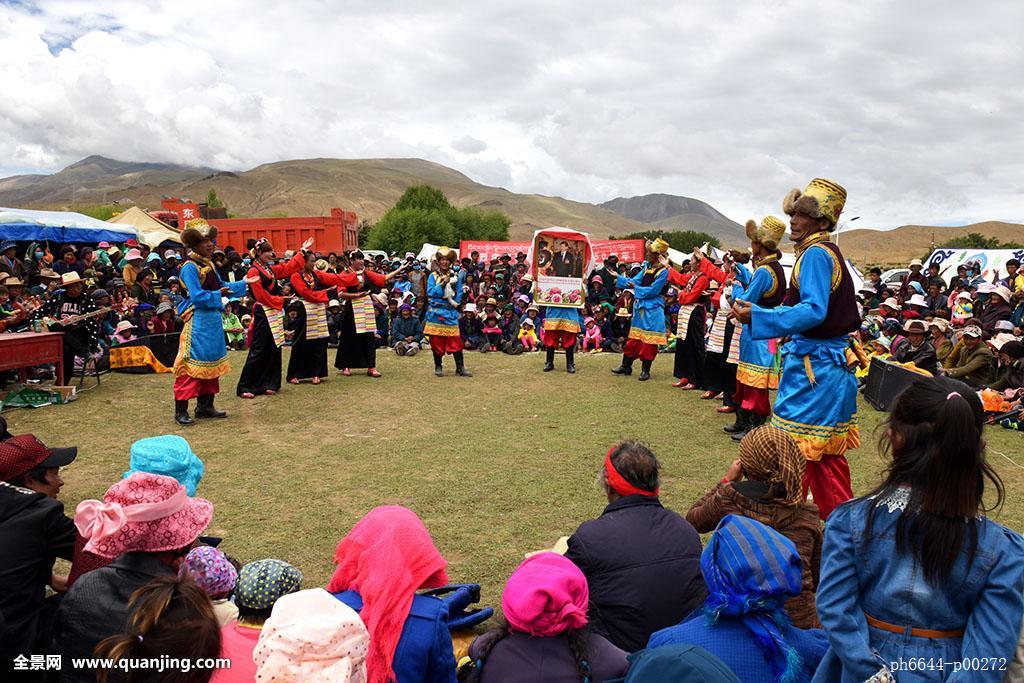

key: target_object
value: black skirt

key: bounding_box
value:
[236,306,283,395]
[334,302,376,370]
[286,305,329,380]
[674,306,706,385]
[703,321,737,397]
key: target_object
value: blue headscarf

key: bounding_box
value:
[700,515,804,683]
[124,435,204,495]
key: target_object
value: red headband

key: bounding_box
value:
[604,446,659,498]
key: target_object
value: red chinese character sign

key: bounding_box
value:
[527,227,594,308]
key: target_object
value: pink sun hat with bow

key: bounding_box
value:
[502,552,589,637]
[74,472,213,559]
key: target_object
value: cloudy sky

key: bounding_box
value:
[1,0,1022,228]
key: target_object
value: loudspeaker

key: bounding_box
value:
[863,356,921,411]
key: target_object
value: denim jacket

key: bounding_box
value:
[813,492,1024,682]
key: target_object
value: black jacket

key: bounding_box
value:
[894,340,938,375]
[565,495,705,652]
[0,482,76,664]
[57,552,175,682]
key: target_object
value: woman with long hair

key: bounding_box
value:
[94,575,220,683]
[333,250,406,378]
[814,376,1024,682]
[236,237,313,398]
[287,253,358,384]
[464,552,627,683]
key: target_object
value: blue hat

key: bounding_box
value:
[147,252,163,263]
[124,435,204,495]
[0,240,16,252]
[137,303,155,311]
[606,644,739,683]
[701,515,803,683]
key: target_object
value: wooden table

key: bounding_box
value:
[0,332,64,384]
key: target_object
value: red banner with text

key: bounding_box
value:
[460,239,644,265]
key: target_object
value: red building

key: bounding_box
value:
[159,198,359,254]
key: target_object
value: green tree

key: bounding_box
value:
[611,229,720,253]
[76,204,120,221]
[206,189,224,209]
[356,219,374,247]
[366,185,510,254]
[941,232,1023,249]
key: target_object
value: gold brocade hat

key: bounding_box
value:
[744,215,787,250]
[180,218,218,249]
[649,238,670,255]
[782,178,846,228]
[433,246,455,261]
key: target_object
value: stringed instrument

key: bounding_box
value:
[44,297,138,330]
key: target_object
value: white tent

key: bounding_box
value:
[666,243,866,292]
[0,207,138,243]
[107,207,181,248]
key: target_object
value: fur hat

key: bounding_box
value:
[648,238,670,255]
[433,246,456,262]
[744,215,787,251]
[180,219,218,249]
[782,178,846,228]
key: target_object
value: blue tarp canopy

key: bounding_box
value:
[0,207,139,244]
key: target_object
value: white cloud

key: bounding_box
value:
[0,0,1021,228]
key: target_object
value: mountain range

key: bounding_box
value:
[0,156,1020,265]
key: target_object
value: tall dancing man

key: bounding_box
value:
[733,179,860,519]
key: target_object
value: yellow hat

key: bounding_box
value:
[434,246,455,261]
[180,218,218,249]
[649,238,670,255]
[782,178,846,227]
[744,215,787,250]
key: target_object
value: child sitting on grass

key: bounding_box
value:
[518,318,540,352]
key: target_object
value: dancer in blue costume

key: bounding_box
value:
[721,216,788,441]
[733,179,860,519]
[611,239,670,381]
[424,246,472,377]
[172,220,255,425]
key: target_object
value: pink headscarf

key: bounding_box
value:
[502,552,589,637]
[326,506,448,683]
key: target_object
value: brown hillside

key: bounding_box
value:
[838,221,1024,267]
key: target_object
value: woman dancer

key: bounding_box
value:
[287,253,358,384]
[334,250,406,377]
[236,237,313,398]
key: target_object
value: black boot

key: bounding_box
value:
[638,359,652,381]
[433,352,444,377]
[454,351,473,377]
[723,409,749,434]
[611,354,634,376]
[565,346,576,374]
[731,410,760,442]
[543,347,555,372]
[175,400,195,426]
[195,394,227,419]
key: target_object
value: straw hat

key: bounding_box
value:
[115,320,136,333]
[59,272,84,287]
[905,293,928,307]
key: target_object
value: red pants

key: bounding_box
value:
[803,453,853,520]
[624,338,658,361]
[429,335,463,355]
[173,375,219,401]
[543,330,576,349]
[734,383,771,416]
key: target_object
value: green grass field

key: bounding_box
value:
[7,349,1023,605]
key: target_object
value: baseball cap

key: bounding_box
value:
[962,325,983,338]
[0,434,78,481]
